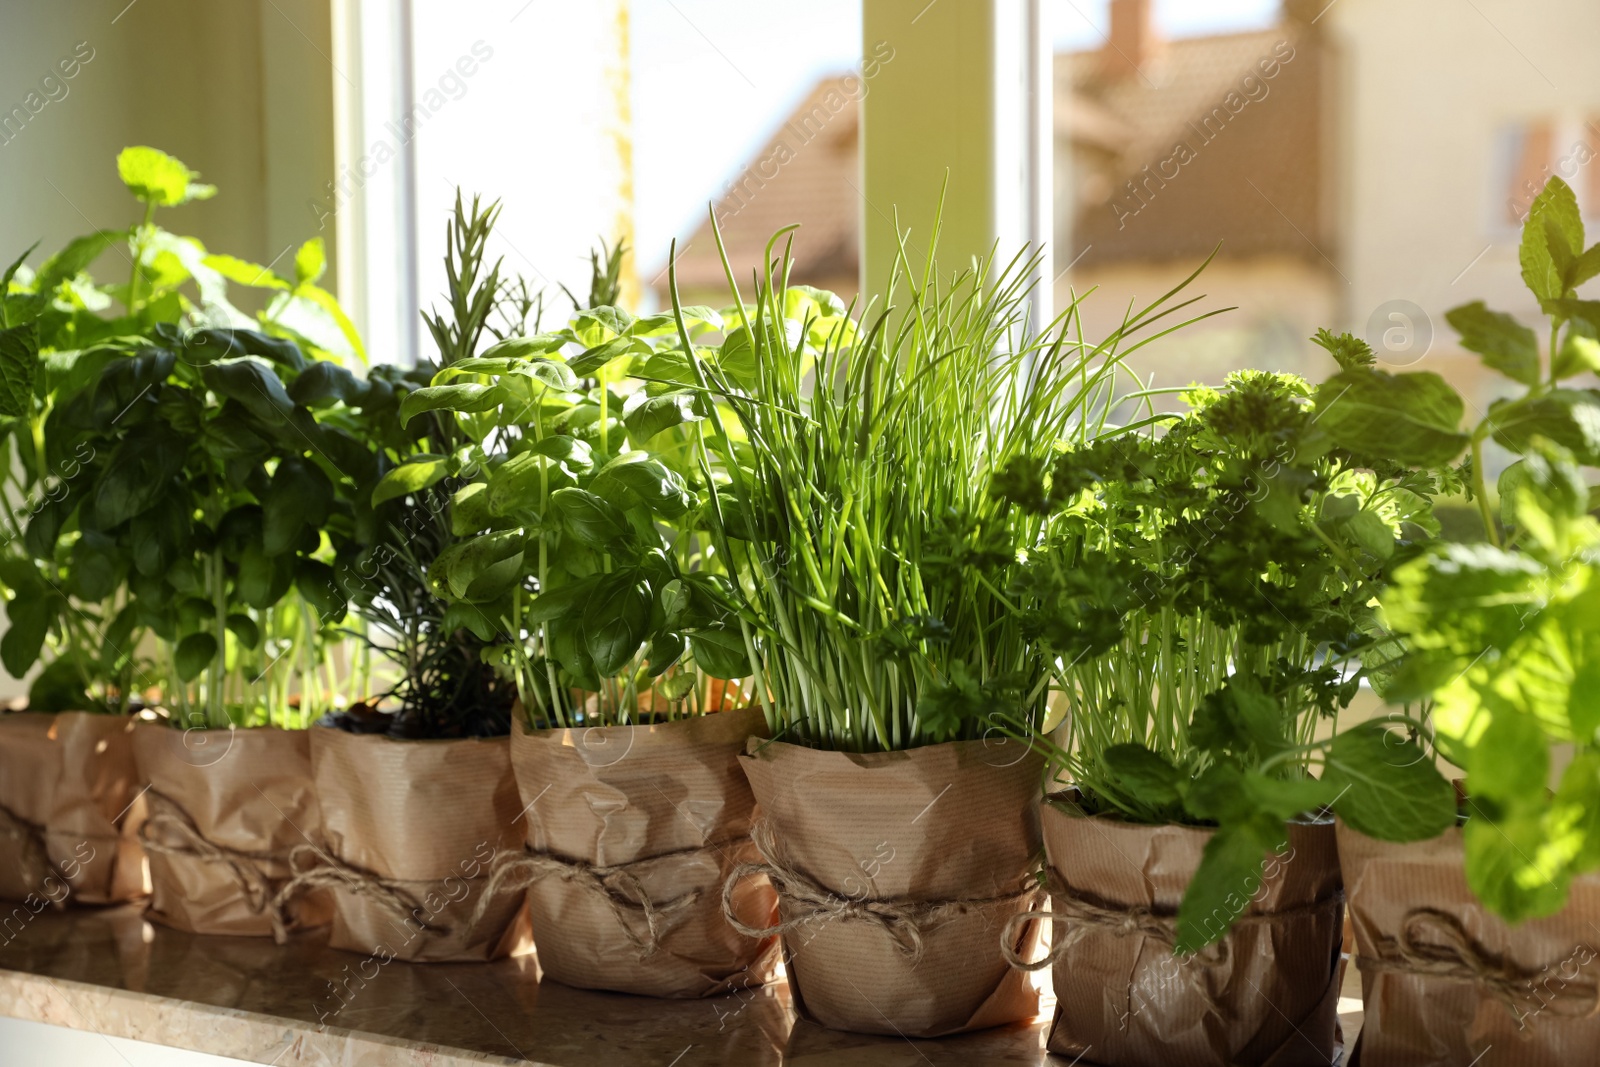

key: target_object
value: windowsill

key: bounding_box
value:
[0,905,1365,1065]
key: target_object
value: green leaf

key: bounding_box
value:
[588,452,692,518]
[1342,509,1395,560]
[174,632,218,682]
[1463,807,1571,923]
[296,560,346,621]
[372,454,451,507]
[30,232,122,309]
[1175,816,1284,954]
[1572,244,1600,290]
[93,433,186,527]
[568,335,644,376]
[1102,744,1183,807]
[1309,328,1376,371]
[442,530,524,601]
[1445,302,1540,386]
[1521,176,1583,302]
[296,285,366,363]
[185,328,307,371]
[523,575,602,624]
[441,600,500,642]
[1323,723,1456,842]
[202,359,295,424]
[289,361,366,407]
[225,613,260,650]
[689,626,751,680]
[0,595,54,677]
[623,391,703,444]
[398,382,503,426]
[584,574,652,676]
[117,146,216,206]
[262,458,334,555]
[202,253,290,291]
[0,322,39,418]
[1553,332,1600,380]
[236,545,293,610]
[1313,369,1468,466]
[1241,772,1340,821]
[451,481,496,537]
[293,238,327,286]
[550,487,631,548]
[1488,390,1600,464]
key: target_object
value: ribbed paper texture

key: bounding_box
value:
[309,727,531,962]
[1340,821,1600,1066]
[1042,798,1343,1066]
[134,723,329,936]
[739,737,1045,1037]
[510,705,778,997]
[0,712,146,905]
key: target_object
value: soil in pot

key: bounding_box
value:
[283,726,530,963]
[490,705,778,997]
[0,711,146,906]
[133,722,331,936]
[732,736,1045,1038]
[1023,795,1344,1067]
[1338,820,1600,1067]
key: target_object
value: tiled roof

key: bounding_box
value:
[658,23,1331,298]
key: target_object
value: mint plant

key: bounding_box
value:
[1319,176,1600,923]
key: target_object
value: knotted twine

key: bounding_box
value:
[1001,871,1343,1024]
[138,790,289,916]
[720,822,1040,964]
[268,843,454,945]
[466,839,737,960]
[0,799,65,906]
[1357,907,1600,1022]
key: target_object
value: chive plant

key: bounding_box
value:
[662,221,1225,752]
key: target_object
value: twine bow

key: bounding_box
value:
[138,791,289,915]
[1003,872,1344,1025]
[468,839,734,960]
[721,823,1040,964]
[268,844,453,945]
[1357,908,1600,1023]
[0,799,64,907]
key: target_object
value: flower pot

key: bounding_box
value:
[1027,796,1344,1066]
[288,726,531,962]
[133,722,330,936]
[0,711,146,906]
[731,737,1045,1037]
[1338,821,1600,1066]
[493,705,778,997]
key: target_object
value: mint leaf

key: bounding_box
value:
[1521,176,1583,302]
[1175,816,1284,954]
[1445,301,1540,386]
[1324,723,1456,841]
[0,322,39,418]
[1313,369,1468,466]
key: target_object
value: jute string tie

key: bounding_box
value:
[138,790,289,915]
[1003,872,1343,1026]
[268,844,455,945]
[721,822,1039,964]
[468,839,734,960]
[1357,908,1600,1022]
[0,799,65,907]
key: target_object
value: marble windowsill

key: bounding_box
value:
[0,906,1365,1065]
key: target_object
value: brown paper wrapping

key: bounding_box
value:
[507,705,778,997]
[132,722,330,936]
[1038,798,1344,1066]
[738,737,1045,1037]
[1339,821,1600,1066]
[308,726,532,963]
[0,711,147,905]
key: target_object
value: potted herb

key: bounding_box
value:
[676,226,1193,1037]
[1319,177,1600,1065]
[272,198,543,964]
[993,362,1455,1064]
[398,210,777,994]
[14,147,369,936]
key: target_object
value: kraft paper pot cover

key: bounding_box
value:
[1338,820,1600,1067]
[295,727,531,963]
[1026,795,1344,1067]
[733,736,1046,1038]
[0,711,147,906]
[500,705,778,997]
[133,722,331,936]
